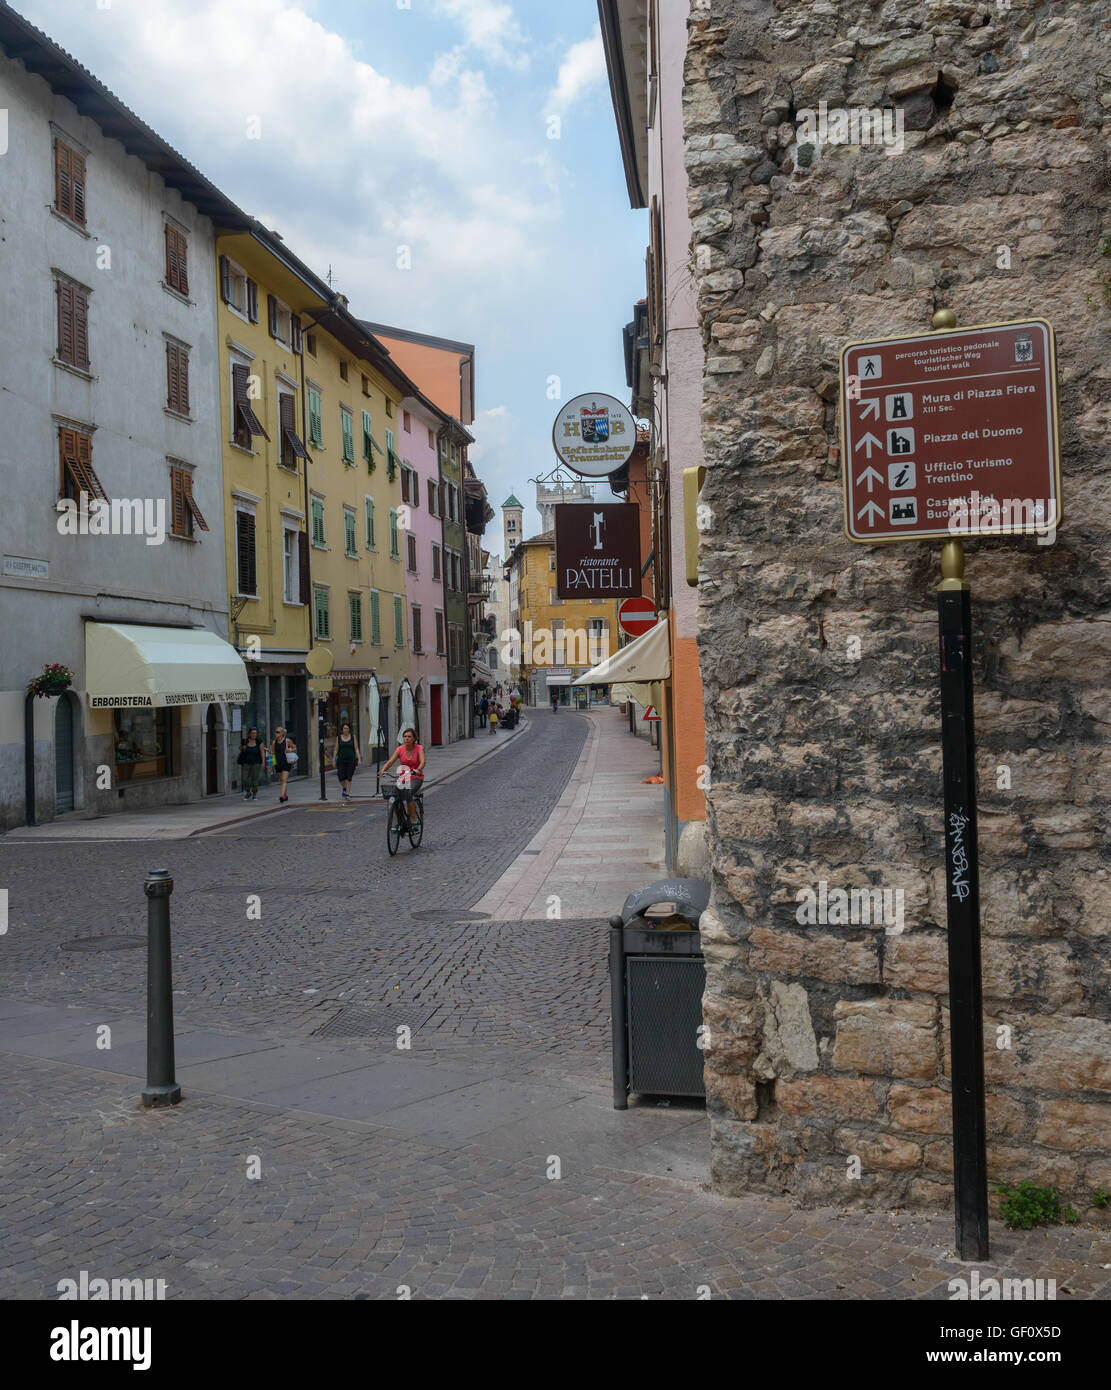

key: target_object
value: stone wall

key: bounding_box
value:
[684,0,1111,1216]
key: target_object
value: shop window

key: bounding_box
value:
[114,708,173,780]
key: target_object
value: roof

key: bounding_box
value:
[360,321,475,357]
[0,1,251,228]
[502,494,522,509]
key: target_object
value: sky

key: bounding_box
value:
[16,0,647,545]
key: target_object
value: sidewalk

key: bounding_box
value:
[474,707,667,921]
[2,716,530,842]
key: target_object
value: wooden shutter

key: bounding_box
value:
[298,531,310,604]
[407,533,417,571]
[394,595,404,648]
[247,278,259,323]
[219,254,231,304]
[178,347,189,413]
[57,281,75,363]
[435,611,444,654]
[427,480,436,515]
[267,294,278,337]
[236,511,257,594]
[73,289,89,369]
[166,344,179,411]
[71,151,86,224]
[432,545,440,581]
[183,471,209,532]
[279,392,307,461]
[370,590,381,645]
[413,608,422,652]
[55,141,70,216]
[170,466,187,536]
[165,226,189,295]
[291,317,303,354]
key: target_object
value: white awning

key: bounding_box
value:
[85,623,250,709]
[580,613,670,685]
[611,681,653,706]
[546,672,572,686]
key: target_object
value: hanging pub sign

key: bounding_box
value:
[552,392,637,477]
[554,502,641,599]
[840,320,1061,543]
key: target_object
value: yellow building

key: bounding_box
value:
[215,225,411,776]
[508,531,620,708]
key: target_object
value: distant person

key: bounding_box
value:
[489,703,500,734]
[237,727,263,800]
[271,727,296,803]
[333,721,359,801]
[551,690,559,714]
[478,694,488,729]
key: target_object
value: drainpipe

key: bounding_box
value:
[23,692,36,826]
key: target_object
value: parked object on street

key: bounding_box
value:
[142,868,181,1107]
[609,878,709,1110]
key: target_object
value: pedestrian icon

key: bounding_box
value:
[888,460,916,491]
[890,499,918,525]
[859,355,882,380]
[888,427,914,456]
[885,392,913,421]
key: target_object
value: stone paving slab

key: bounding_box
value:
[251,1055,488,1119]
[365,1076,588,1149]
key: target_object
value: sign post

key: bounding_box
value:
[839,310,1062,1262]
[305,647,335,802]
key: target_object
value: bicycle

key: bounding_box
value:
[380,774,424,855]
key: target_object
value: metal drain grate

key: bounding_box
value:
[61,936,146,953]
[313,1003,435,1039]
[409,910,490,921]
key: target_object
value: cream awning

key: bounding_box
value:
[580,613,670,685]
[85,623,250,709]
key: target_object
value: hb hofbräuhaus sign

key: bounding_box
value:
[554,503,641,600]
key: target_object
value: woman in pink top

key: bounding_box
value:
[381,727,426,823]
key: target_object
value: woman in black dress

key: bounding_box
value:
[271,726,296,804]
[334,722,359,801]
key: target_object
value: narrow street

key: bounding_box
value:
[1,711,1106,1301]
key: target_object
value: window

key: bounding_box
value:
[54,138,86,226]
[435,610,445,655]
[349,592,364,643]
[114,708,172,779]
[314,586,331,640]
[385,398,394,418]
[393,594,404,648]
[282,527,299,603]
[341,407,355,465]
[549,588,564,606]
[279,392,308,469]
[362,410,375,466]
[403,410,411,432]
[307,387,323,447]
[389,509,399,560]
[267,295,292,348]
[231,363,268,448]
[412,606,423,653]
[507,519,516,531]
[428,428,435,449]
[339,360,349,383]
[431,543,441,581]
[56,277,90,370]
[344,507,357,558]
[307,333,317,356]
[361,373,370,396]
[57,428,106,504]
[370,589,381,645]
[428,480,438,516]
[489,647,498,671]
[219,256,257,321]
[164,225,189,295]
[236,509,257,595]
[311,496,326,547]
[406,532,417,573]
[549,554,556,571]
[169,464,208,539]
[365,496,375,550]
[165,341,190,415]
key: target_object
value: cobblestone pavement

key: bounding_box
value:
[2,714,1109,1301]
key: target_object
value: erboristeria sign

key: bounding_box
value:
[552,393,636,477]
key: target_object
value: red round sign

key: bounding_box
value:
[619,597,658,638]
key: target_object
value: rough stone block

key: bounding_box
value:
[832,999,938,1079]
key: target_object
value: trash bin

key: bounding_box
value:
[609,878,709,1109]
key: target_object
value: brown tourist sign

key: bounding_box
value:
[840,320,1062,543]
[554,502,641,600]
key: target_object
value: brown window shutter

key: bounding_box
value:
[73,289,89,370]
[232,362,247,409]
[178,232,189,295]
[439,482,446,516]
[171,467,186,536]
[183,471,209,532]
[278,392,307,460]
[298,530,310,604]
[267,295,277,336]
[247,278,258,323]
[237,512,257,594]
[219,255,231,304]
[166,344,178,411]
[178,348,189,414]
[57,280,74,363]
[71,151,86,224]
[55,141,70,216]
[165,225,175,287]
[291,317,302,354]
[58,427,74,495]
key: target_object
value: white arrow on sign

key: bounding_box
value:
[854,432,883,458]
[856,501,884,526]
[858,399,880,420]
[855,466,883,494]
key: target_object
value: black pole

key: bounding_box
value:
[318,699,327,801]
[937,543,989,1261]
[609,916,628,1110]
[23,692,36,826]
[142,868,180,1107]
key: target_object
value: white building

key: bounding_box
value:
[535,479,596,533]
[0,10,249,828]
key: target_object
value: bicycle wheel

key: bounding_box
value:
[408,799,424,848]
[387,803,403,856]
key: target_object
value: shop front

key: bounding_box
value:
[322,671,373,770]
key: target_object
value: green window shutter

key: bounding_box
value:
[362,411,373,464]
[370,590,381,645]
[365,497,375,549]
[389,509,399,559]
[314,588,330,640]
[311,498,325,546]
[349,593,362,642]
[345,510,356,555]
[308,388,322,446]
[393,594,404,648]
[341,410,354,464]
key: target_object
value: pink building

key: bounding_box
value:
[397,390,450,745]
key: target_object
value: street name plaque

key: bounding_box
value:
[840,320,1061,543]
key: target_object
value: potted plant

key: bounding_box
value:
[27,662,73,698]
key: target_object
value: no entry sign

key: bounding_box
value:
[618,596,657,638]
[840,320,1061,543]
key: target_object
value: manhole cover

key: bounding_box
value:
[409,910,490,921]
[61,936,146,953]
[313,1003,435,1039]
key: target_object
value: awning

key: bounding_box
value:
[611,681,652,706]
[546,672,572,686]
[85,623,250,708]
[580,613,670,685]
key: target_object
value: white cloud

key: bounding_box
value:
[548,26,605,111]
[433,0,529,70]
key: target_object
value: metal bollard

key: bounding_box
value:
[141,868,181,1107]
[609,916,628,1110]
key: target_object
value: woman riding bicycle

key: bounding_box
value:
[381,727,425,825]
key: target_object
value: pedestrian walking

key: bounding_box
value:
[237,727,263,800]
[333,721,360,801]
[551,690,559,714]
[489,703,499,734]
[271,727,297,803]
[478,694,488,729]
